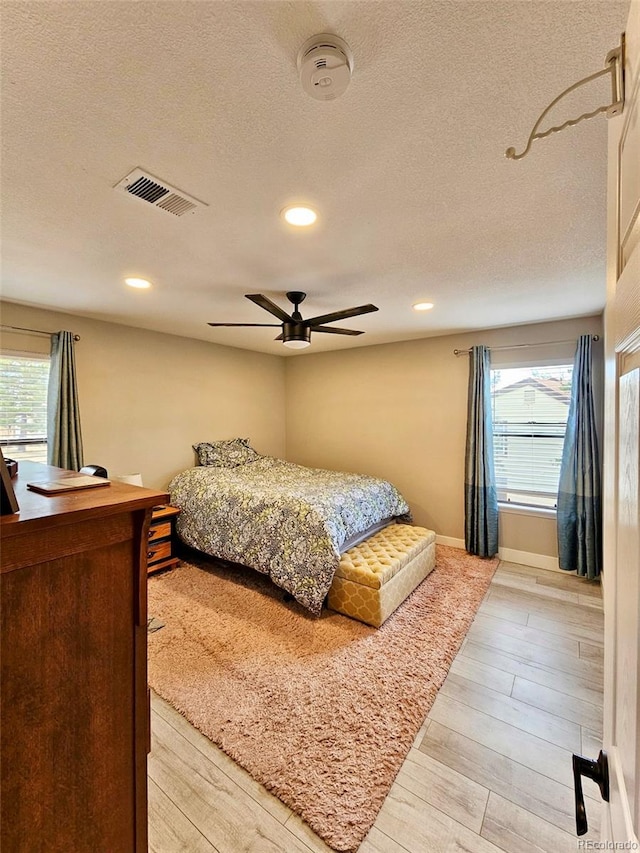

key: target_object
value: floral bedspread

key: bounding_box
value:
[169,457,411,614]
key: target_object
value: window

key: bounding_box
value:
[0,354,49,463]
[491,364,573,509]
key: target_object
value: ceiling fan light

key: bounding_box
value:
[283,339,311,349]
[282,206,317,227]
[281,322,311,349]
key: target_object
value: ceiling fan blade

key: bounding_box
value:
[312,325,364,336]
[274,333,284,341]
[207,322,281,327]
[245,294,293,323]
[307,304,379,327]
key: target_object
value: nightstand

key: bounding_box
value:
[147,505,181,575]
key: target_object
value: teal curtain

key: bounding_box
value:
[465,345,499,557]
[47,331,84,470]
[557,336,601,578]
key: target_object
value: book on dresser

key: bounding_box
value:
[26,474,111,494]
[0,460,167,853]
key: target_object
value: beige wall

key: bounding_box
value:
[2,300,603,559]
[285,315,604,559]
[0,302,286,489]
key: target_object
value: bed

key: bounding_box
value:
[168,439,411,614]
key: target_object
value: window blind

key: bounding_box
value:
[0,354,49,463]
[491,365,573,508]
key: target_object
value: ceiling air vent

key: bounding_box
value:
[114,168,206,216]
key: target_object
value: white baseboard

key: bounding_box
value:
[435,536,564,573]
[497,547,561,572]
[435,535,465,549]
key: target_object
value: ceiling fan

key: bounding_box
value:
[207,292,379,349]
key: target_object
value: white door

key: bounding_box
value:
[601,0,640,843]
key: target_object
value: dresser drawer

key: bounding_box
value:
[147,505,181,575]
[147,540,172,565]
[148,521,171,543]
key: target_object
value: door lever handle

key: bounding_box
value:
[572,750,610,836]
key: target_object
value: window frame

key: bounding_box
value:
[490,361,573,512]
[0,350,50,464]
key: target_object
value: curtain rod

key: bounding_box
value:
[453,335,599,356]
[0,324,80,342]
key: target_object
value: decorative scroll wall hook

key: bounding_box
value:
[506,34,625,161]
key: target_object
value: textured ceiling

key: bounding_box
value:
[0,0,629,354]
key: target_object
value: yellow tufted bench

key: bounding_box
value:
[327,524,436,627]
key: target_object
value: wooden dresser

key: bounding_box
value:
[0,461,167,853]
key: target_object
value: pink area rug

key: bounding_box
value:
[148,545,498,851]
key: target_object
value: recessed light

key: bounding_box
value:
[282,206,317,227]
[413,301,434,311]
[125,277,152,289]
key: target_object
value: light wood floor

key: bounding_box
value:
[148,560,604,853]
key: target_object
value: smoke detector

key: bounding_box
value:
[297,34,354,101]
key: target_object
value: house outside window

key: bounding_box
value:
[0,353,49,463]
[490,364,573,509]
